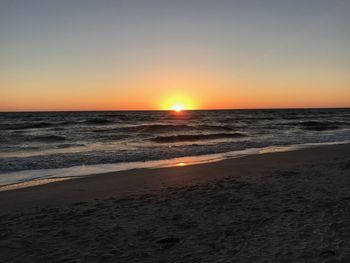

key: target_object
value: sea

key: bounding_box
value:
[0,109,349,188]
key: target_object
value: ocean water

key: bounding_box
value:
[0,109,349,187]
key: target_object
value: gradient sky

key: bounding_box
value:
[1,0,349,111]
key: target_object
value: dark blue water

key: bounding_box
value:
[0,109,349,185]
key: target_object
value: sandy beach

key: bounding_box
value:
[0,143,349,262]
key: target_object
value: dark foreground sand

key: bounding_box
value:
[0,143,350,263]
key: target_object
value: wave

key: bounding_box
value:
[27,135,66,143]
[152,132,247,143]
[98,134,130,141]
[0,122,54,130]
[117,124,234,133]
[83,118,113,125]
[297,121,345,131]
[102,113,129,121]
[55,143,85,148]
[163,113,198,120]
[121,124,192,132]
[198,124,233,131]
[0,120,81,131]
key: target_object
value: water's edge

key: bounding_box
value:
[0,140,348,192]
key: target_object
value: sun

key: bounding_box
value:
[159,92,197,111]
[171,104,185,112]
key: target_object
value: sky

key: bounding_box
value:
[0,0,349,111]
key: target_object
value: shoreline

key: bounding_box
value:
[0,142,349,215]
[1,140,348,192]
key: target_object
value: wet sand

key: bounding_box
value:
[0,143,350,262]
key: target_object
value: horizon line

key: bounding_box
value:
[1,106,349,113]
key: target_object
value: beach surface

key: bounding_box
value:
[0,143,350,262]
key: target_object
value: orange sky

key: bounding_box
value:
[1,64,349,111]
[1,0,349,111]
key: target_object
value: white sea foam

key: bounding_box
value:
[0,140,348,191]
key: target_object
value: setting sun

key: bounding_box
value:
[171,104,185,112]
[159,92,198,111]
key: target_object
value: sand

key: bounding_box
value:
[0,143,349,262]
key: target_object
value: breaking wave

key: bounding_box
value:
[152,133,247,143]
